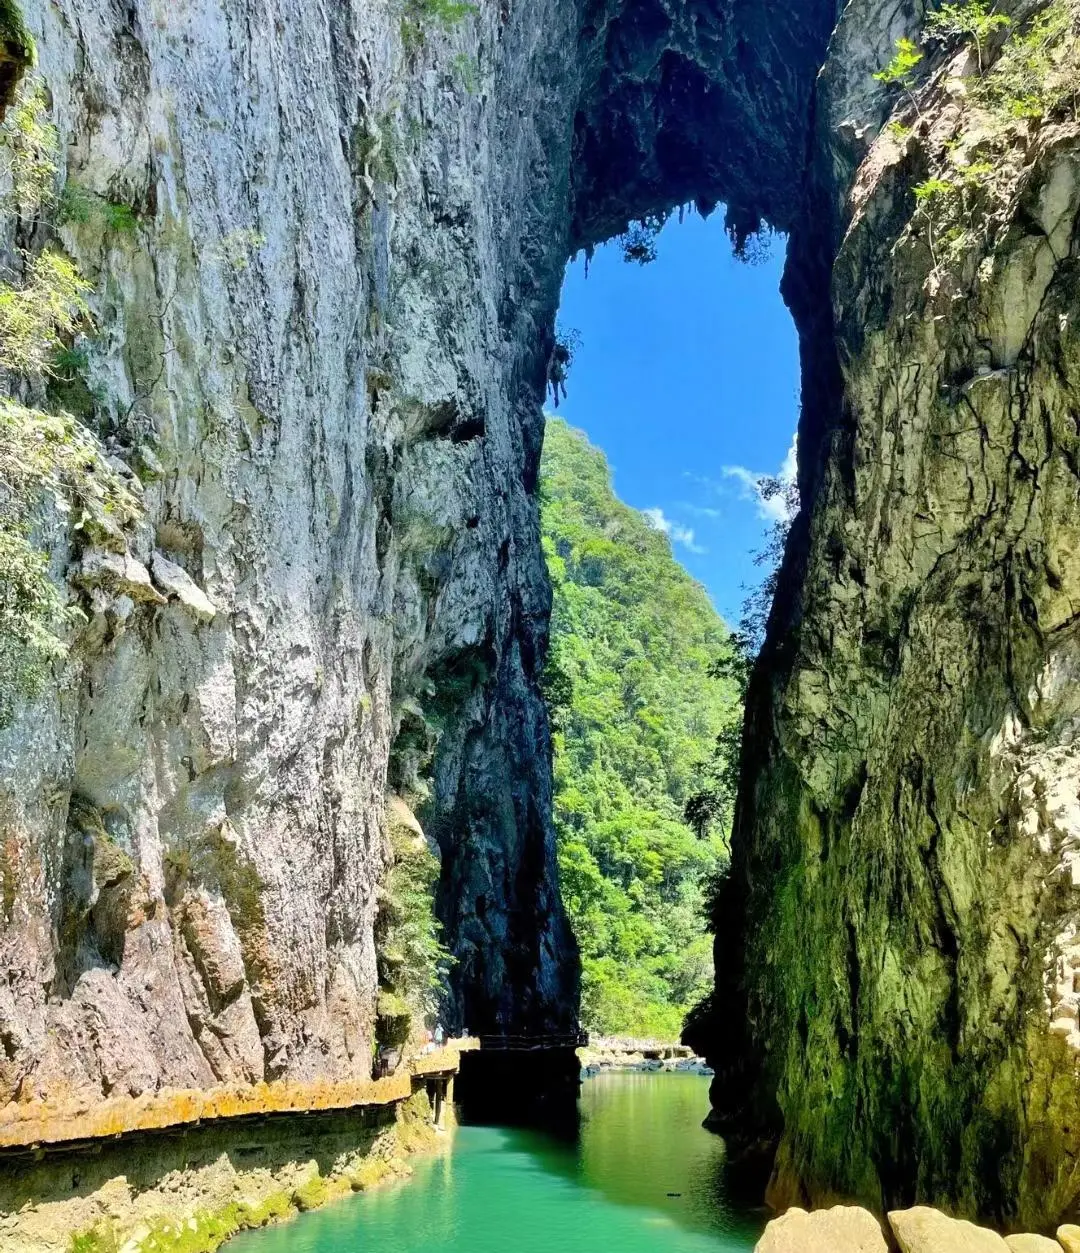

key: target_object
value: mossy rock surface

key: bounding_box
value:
[0,0,33,119]
[0,1,33,63]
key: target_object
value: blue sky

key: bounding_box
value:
[554,211,800,625]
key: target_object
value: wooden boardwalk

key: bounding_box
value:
[0,1040,478,1153]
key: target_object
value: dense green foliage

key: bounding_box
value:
[0,76,139,728]
[878,0,1080,273]
[375,819,453,1047]
[926,1,1010,72]
[540,419,740,1039]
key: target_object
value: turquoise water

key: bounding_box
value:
[231,1072,763,1253]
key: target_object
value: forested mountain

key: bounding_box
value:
[540,419,740,1038]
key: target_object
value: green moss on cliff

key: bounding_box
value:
[0,1,34,78]
[375,820,452,1042]
[70,1190,298,1253]
[291,1176,331,1213]
[62,1094,442,1252]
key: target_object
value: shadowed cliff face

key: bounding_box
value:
[690,0,1080,1232]
[570,0,837,247]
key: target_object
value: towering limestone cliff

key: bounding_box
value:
[0,0,1078,1238]
[694,0,1080,1233]
[0,0,832,1110]
[0,0,585,1106]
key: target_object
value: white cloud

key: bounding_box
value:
[779,434,798,485]
[642,507,706,554]
[682,503,724,520]
[721,433,799,523]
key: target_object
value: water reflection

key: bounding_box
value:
[230,1073,763,1253]
[571,1072,762,1240]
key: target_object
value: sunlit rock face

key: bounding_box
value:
[0,0,584,1103]
[0,0,836,1107]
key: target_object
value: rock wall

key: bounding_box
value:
[0,0,584,1106]
[4,0,1079,1232]
[0,0,833,1112]
[0,1085,446,1252]
[697,0,1080,1232]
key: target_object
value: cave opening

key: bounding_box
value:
[556,210,800,625]
[504,0,847,1151]
[416,0,848,1172]
[540,208,800,1045]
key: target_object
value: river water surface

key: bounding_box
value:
[232,1072,763,1253]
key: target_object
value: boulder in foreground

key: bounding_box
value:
[755,1205,888,1252]
[889,1207,1010,1252]
[1005,1235,1065,1252]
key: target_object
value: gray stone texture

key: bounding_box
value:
[2,0,1079,1234]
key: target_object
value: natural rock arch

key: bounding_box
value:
[0,0,1078,1231]
[560,0,1080,1231]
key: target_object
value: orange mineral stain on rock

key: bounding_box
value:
[0,1040,477,1150]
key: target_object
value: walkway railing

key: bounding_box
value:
[474,1031,589,1052]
